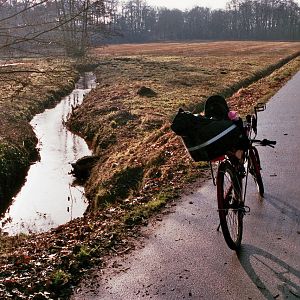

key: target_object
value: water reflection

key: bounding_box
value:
[1,72,96,235]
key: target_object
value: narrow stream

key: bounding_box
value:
[1,72,96,235]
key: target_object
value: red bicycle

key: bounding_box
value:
[214,103,276,250]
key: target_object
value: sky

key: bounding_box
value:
[145,0,300,11]
[145,0,231,10]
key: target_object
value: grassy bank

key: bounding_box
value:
[0,59,78,208]
[0,41,300,299]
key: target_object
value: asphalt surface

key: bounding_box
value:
[72,72,300,300]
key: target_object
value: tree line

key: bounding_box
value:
[0,0,299,57]
[115,0,300,42]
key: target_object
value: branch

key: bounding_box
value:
[0,1,96,50]
[0,0,49,24]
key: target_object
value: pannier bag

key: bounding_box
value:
[171,108,245,162]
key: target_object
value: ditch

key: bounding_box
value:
[0,72,96,235]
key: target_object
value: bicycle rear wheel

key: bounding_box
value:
[217,161,243,250]
[249,146,264,196]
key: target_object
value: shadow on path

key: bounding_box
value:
[237,244,300,299]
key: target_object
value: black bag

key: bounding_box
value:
[171,108,246,162]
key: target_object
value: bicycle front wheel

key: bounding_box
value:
[217,161,243,250]
[249,146,264,196]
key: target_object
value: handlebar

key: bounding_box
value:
[254,103,266,114]
[245,103,266,136]
[252,139,276,148]
[243,104,276,148]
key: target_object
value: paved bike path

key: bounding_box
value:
[72,72,300,300]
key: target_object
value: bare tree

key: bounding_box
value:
[0,0,114,57]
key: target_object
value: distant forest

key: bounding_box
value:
[0,0,299,56]
[109,0,300,42]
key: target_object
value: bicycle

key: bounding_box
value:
[212,103,276,250]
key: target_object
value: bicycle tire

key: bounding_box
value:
[217,161,243,250]
[249,147,264,196]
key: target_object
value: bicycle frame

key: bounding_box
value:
[211,103,267,201]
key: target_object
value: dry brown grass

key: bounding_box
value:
[90,41,300,118]
[92,41,300,57]
[0,59,77,144]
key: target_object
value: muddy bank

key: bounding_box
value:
[0,59,79,214]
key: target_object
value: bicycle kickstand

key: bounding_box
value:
[217,223,221,231]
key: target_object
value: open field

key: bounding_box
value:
[93,41,300,57]
[0,41,300,299]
